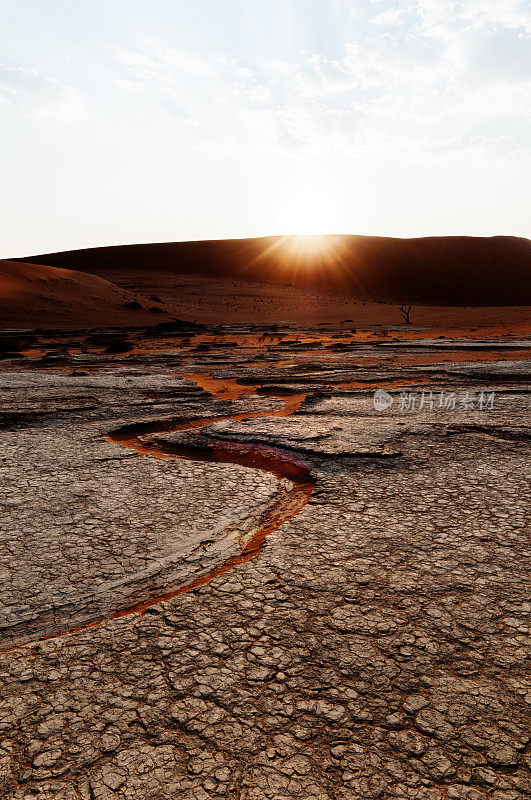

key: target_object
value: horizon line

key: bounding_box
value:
[8,231,531,261]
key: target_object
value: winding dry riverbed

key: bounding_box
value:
[106,377,315,616]
[3,375,315,652]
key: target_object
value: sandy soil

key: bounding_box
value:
[5,259,528,335]
[102,268,531,334]
[6,234,531,332]
[0,260,173,328]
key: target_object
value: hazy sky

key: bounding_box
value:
[1,0,530,257]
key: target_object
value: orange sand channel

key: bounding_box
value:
[4,376,314,653]
[106,378,313,617]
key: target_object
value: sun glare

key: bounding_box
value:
[257,187,347,269]
[283,234,330,256]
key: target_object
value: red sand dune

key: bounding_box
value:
[17,234,531,306]
[0,260,171,328]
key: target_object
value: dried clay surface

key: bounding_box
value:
[0,323,529,800]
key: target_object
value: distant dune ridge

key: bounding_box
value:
[0,259,171,327]
[16,234,531,306]
[4,235,531,329]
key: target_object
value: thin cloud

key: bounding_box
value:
[109,4,530,161]
[0,66,86,121]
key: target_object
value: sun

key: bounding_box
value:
[277,188,342,237]
[286,206,328,236]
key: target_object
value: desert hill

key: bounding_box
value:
[0,260,171,328]
[16,234,531,306]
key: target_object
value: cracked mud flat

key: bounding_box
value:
[0,325,530,800]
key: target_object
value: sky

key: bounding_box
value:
[1,0,530,257]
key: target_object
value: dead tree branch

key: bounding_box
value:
[398,302,412,325]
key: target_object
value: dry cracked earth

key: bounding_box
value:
[0,323,530,800]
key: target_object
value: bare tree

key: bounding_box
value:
[398,301,412,325]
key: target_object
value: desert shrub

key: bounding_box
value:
[154,320,205,333]
[0,337,23,353]
[105,337,133,354]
